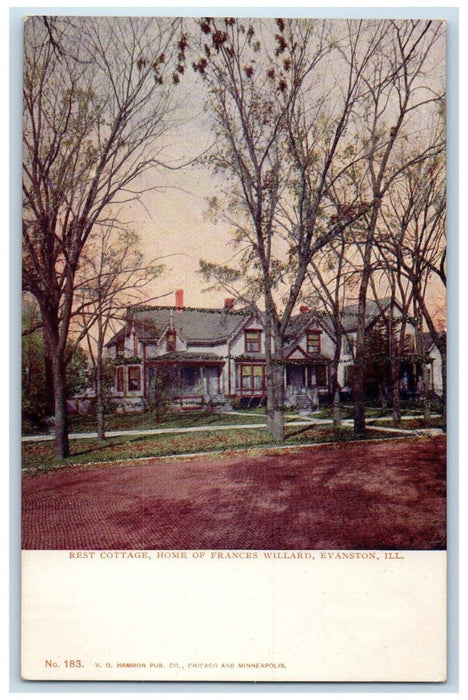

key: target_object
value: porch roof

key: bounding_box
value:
[235,353,330,365]
[285,354,331,365]
[149,351,225,365]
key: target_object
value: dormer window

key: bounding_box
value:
[166,330,176,352]
[306,330,321,354]
[245,330,261,353]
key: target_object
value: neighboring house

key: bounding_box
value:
[104,291,444,412]
[423,332,446,398]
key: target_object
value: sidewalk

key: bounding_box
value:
[21,418,317,443]
[21,412,441,444]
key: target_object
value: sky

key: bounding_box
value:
[21,13,448,318]
[104,15,447,318]
[127,78,232,310]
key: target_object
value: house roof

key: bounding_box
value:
[150,351,225,364]
[422,331,446,353]
[282,298,393,341]
[283,312,322,342]
[107,297,409,351]
[107,305,252,347]
[327,297,393,333]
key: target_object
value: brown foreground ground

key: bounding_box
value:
[22,436,446,550]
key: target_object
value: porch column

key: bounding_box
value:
[178,367,182,408]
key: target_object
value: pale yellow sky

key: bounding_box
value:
[123,67,234,309]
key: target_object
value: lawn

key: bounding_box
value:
[24,409,270,436]
[21,424,396,473]
[369,417,445,430]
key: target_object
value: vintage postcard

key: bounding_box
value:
[20,13,448,682]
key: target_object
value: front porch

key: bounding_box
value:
[284,361,330,411]
[147,354,228,411]
[235,358,330,411]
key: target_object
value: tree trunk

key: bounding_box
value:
[333,386,341,429]
[413,308,431,428]
[353,359,366,436]
[388,302,401,426]
[330,345,341,429]
[270,357,285,443]
[95,331,106,441]
[95,360,106,441]
[52,354,70,458]
[41,326,55,416]
[441,346,447,430]
[265,315,285,443]
[391,359,401,426]
[353,284,369,436]
[422,363,431,428]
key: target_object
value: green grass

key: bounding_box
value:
[370,417,445,430]
[58,410,269,435]
[23,407,311,437]
[21,425,398,473]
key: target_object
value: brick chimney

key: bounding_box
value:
[175,289,184,311]
[299,305,309,314]
[224,298,235,311]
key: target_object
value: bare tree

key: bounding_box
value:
[334,20,445,435]
[74,225,165,440]
[195,17,383,441]
[378,147,446,425]
[22,16,183,456]
[305,234,359,428]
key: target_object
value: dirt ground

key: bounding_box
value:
[22,436,446,551]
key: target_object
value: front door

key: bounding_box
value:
[204,367,219,397]
[287,365,305,394]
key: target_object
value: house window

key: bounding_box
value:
[245,330,261,353]
[306,331,321,354]
[116,366,124,393]
[133,333,138,355]
[180,366,201,393]
[116,338,124,357]
[404,334,415,352]
[307,365,327,388]
[315,365,327,388]
[342,336,354,355]
[343,364,353,388]
[240,364,265,392]
[166,330,176,352]
[128,366,141,392]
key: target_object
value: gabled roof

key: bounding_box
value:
[107,305,252,347]
[332,297,393,333]
[283,311,326,344]
[422,331,446,353]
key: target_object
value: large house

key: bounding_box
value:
[104,291,443,412]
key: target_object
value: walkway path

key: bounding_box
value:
[21,412,442,444]
[21,418,316,443]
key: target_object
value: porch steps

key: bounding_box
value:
[209,394,234,412]
[295,394,314,413]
